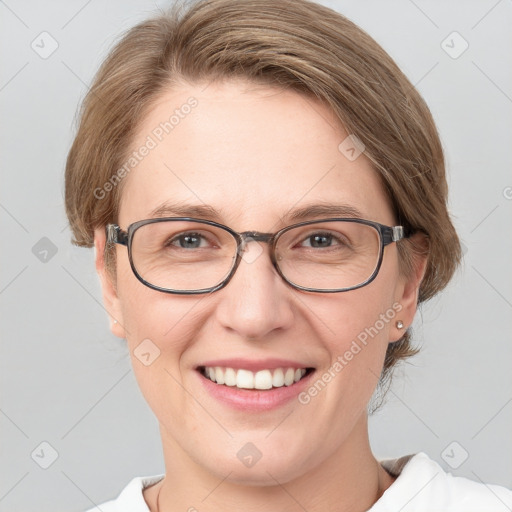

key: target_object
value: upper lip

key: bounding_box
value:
[197,358,314,372]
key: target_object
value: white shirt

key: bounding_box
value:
[85,452,512,511]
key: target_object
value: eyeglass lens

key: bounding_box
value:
[129,220,382,292]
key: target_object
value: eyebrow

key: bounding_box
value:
[148,201,365,225]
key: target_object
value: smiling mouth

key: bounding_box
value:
[198,366,315,390]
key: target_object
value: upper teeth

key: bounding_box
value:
[203,367,307,390]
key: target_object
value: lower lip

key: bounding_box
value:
[196,370,315,411]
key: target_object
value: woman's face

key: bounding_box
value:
[96,79,422,484]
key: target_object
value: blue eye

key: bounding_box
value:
[307,233,334,248]
[169,232,209,249]
[299,232,346,249]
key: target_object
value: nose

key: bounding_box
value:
[214,240,295,340]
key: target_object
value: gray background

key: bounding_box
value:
[0,0,511,510]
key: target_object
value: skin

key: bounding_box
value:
[94,79,427,512]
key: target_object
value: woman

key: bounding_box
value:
[64,0,512,510]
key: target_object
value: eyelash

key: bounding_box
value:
[164,230,350,251]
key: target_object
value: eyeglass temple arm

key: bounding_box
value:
[105,222,408,247]
[106,224,128,246]
[382,225,406,246]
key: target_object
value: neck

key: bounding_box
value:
[145,413,395,512]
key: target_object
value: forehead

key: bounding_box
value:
[119,80,393,228]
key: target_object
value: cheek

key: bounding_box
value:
[115,260,201,401]
[313,274,401,397]
[116,255,197,344]
[320,280,398,352]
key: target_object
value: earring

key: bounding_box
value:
[396,320,404,329]
[113,320,118,325]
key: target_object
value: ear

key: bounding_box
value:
[94,227,126,339]
[390,233,428,342]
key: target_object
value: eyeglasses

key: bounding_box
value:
[106,217,408,294]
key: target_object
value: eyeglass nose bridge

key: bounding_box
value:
[239,231,275,243]
[238,231,276,249]
[236,231,278,261]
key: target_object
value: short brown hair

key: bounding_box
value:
[65,0,461,402]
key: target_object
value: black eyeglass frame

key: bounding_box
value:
[106,217,409,295]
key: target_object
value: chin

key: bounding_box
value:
[194,439,317,487]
